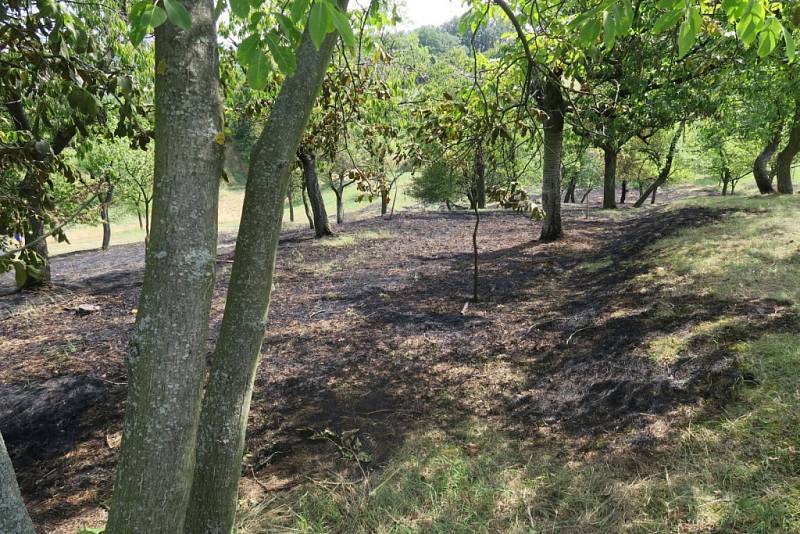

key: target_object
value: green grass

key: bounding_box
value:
[239,192,800,534]
[48,173,416,256]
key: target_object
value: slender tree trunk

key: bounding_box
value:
[602,146,618,209]
[563,176,576,203]
[0,432,35,534]
[19,174,51,288]
[472,202,479,302]
[475,142,486,209]
[580,188,592,203]
[287,189,294,222]
[381,189,389,215]
[299,151,333,237]
[619,179,627,204]
[721,173,729,196]
[184,16,344,534]
[137,209,143,229]
[634,124,683,208]
[334,188,344,223]
[301,181,314,229]
[101,181,114,251]
[539,78,564,241]
[776,103,800,194]
[753,123,782,194]
[105,1,224,531]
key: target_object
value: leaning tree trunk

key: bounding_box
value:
[475,142,486,209]
[539,78,564,241]
[184,15,345,534]
[105,1,224,532]
[287,189,294,222]
[563,176,576,203]
[753,124,782,194]
[776,103,800,195]
[634,124,683,208]
[101,180,114,251]
[299,151,333,237]
[0,432,35,534]
[602,146,618,209]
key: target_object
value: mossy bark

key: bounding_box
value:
[184,13,345,533]
[105,0,223,531]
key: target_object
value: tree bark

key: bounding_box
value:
[619,179,627,204]
[184,14,344,533]
[381,189,389,215]
[299,151,333,237]
[776,103,800,195]
[539,78,564,241]
[580,188,592,203]
[602,146,617,209]
[101,180,114,251]
[333,187,344,223]
[753,123,781,194]
[563,176,576,203]
[475,142,486,209]
[301,180,314,229]
[287,189,294,222]
[0,432,35,534]
[105,0,224,531]
[19,174,51,288]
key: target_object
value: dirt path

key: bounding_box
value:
[3,185,789,533]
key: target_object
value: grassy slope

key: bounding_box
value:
[244,192,800,534]
[48,173,416,255]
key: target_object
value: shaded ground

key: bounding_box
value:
[1,185,793,532]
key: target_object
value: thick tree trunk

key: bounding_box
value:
[301,182,314,229]
[184,16,344,534]
[634,124,683,208]
[105,1,224,531]
[619,179,627,204]
[101,181,114,251]
[602,146,617,209]
[299,151,333,237]
[0,432,35,534]
[475,142,486,209]
[287,189,294,222]
[776,103,800,195]
[753,124,781,194]
[539,79,564,241]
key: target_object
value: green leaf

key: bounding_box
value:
[677,7,699,58]
[290,0,310,22]
[603,10,616,51]
[783,23,796,62]
[164,0,192,30]
[308,1,330,49]
[247,49,270,89]
[579,18,602,46]
[230,0,250,19]
[142,5,168,29]
[614,0,632,34]
[237,34,260,66]
[652,9,681,33]
[12,261,27,289]
[276,13,302,45]
[265,34,296,75]
[330,6,355,49]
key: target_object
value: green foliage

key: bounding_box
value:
[409,161,462,205]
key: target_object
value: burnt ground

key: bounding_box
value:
[1,186,796,532]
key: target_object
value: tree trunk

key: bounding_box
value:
[563,176,576,203]
[19,174,51,288]
[619,179,627,204]
[299,151,333,237]
[184,15,344,534]
[287,189,294,222]
[602,146,617,209]
[472,202,479,302]
[144,200,150,247]
[721,172,729,196]
[137,209,143,229]
[381,189,389,215]
[301,180,314,229]
[105,0,224,531]
[580,188,592,203]
[334,188,344,223]
[634,124,683,208]
[0,432,35,534]
[101,181,114,251]
[475,142,486,209]
[753,123,781,194]
[539,98,564,239]
[776,103,800,195]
